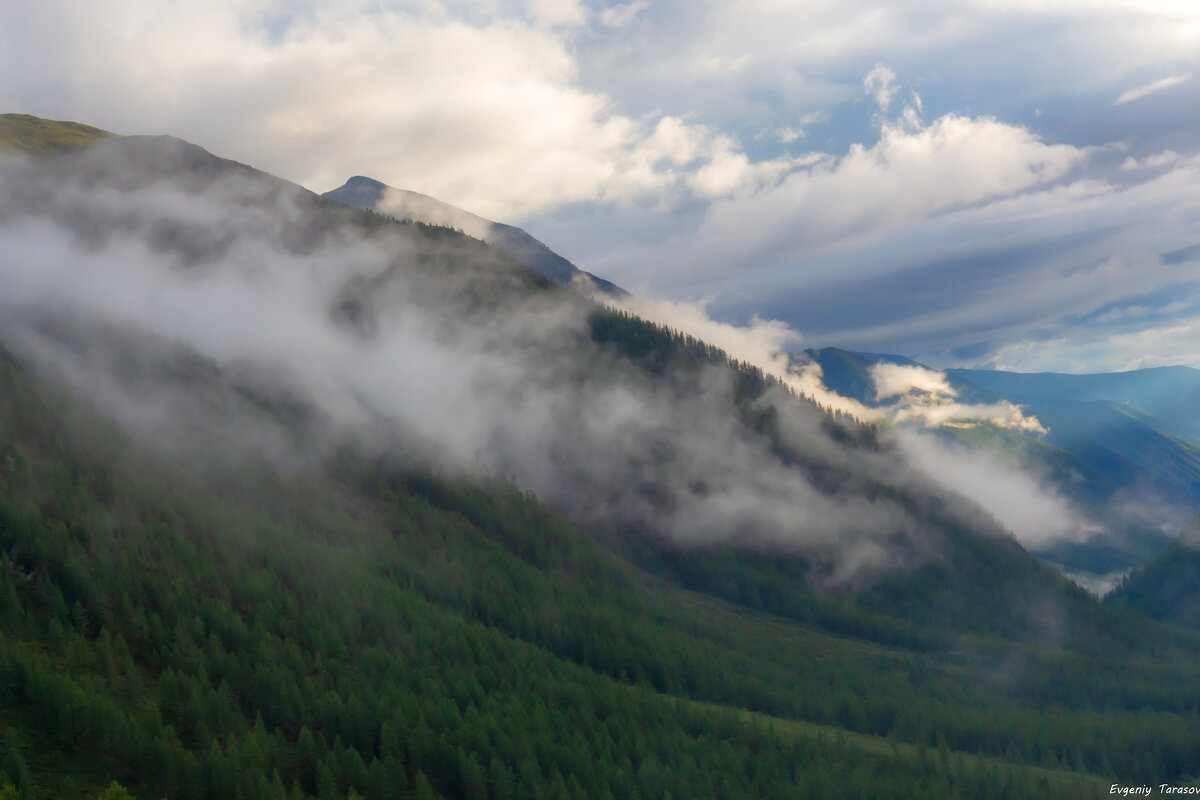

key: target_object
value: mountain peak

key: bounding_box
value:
[323,175,626,297]
[344,175,386,189]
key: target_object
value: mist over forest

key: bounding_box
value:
[2,135,1083,590]
[1,2,1200,789]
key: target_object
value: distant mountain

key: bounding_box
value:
[323,175,626,297]
[946,366,1200,519]
[806,347,1198,578]
[949,365,1200,443]
[805,347,995,406]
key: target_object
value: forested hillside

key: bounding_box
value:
[1107,517,1200,627]
[0,338,1189,800]
[3,115,1200,799]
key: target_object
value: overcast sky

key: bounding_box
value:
[3,0,1199,371]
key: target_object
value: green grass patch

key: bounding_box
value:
[0,114,114,154]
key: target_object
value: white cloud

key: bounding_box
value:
[1119,149,1181,170]
[0,2,771,220]
[775,127,804,143]
[686,139,817,199]
[609,295,800,377]
[890,400,1047,434]
[8,152,1036,581]
[871,363,954,399]
[598,0,1200,122]
[863,63,899,112]
[527,0,589,28]
[1060,568,1128,597]
[1113,72,1192,104]
[990,320,1200,373]
[587,125,1200,373]
[760,112,828,145]
[896,431,1091,549]
[614,113,1090,287]
[6,0,1200,375]
[592,308,1061,536]
[600,0,651,27]
[641,115,709,165]
[603,294,880,417]
[868,362,1046,433]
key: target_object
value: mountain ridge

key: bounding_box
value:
[323,175,627,298]
[949,364,1200,442]
[0,112,114,154]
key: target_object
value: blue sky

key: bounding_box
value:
[3,0,1199,371]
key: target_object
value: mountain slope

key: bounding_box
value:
[7,115,1200,797]
[0,344,1137,800]
[0,113,113,154]
[323,175,625,297]
[2,115,1187,644]
[1106,516,1200,627]
[0,288,1195,797]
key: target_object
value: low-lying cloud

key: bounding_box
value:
[2,139,1064,585]
[895,431,1096,550]
[603,292,1095,549]
[871,363,953,399]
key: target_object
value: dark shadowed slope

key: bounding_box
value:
[1107,515,1200,627]
[323,175,626,297]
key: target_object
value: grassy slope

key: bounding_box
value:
[0,113,114,154]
